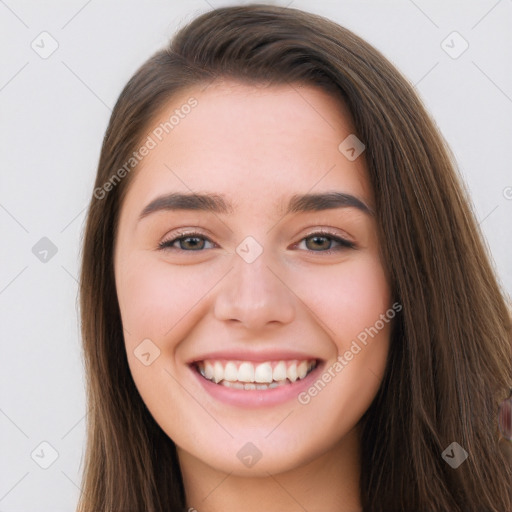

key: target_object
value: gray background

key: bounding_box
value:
[1,0,511,510]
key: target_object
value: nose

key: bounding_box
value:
[213,253,295,331]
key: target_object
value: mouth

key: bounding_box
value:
[193,358,318,390]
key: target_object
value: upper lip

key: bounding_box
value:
[188,350,321,364]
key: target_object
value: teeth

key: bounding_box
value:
[213,361,224,383]
[221,380,245,390]
[221,380,289,390]
[196,358,317,387]
[224,361,238,381]
[238,362,255,382]
[254,362,273,383]
[287,364,298,382]
[204,361,214,380]
[297,360,308,379]
[273,361,287,381]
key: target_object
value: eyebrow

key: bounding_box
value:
[138,191,374,220]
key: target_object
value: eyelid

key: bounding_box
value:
[158,229,216,251]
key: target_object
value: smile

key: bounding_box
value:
[195,359,318,390]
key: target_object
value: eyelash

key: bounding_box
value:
[158,229,356,254]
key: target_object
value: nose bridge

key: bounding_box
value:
[213,246,295,329]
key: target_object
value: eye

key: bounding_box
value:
[159,232,216,251]
[158,229,355,254]
[295,231,356,253]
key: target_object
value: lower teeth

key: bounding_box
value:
[220,380,290,390]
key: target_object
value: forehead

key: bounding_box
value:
[121,80,372,216]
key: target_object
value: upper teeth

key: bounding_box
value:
[197,359,316,384]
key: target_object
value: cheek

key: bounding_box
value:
[293,253,391,343]
[116,257,176,338]
[292,253,392,415]
[115,253,223,422]
[115,253,222,347]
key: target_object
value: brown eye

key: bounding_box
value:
[305,235,332,251]
[298,232,356,252]
[159,233,214,251]
[177,236,206,250]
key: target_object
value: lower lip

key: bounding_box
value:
[190,361,324,408]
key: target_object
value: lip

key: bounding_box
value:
[189,358,325,408]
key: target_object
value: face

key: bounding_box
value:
[114,80,393,477]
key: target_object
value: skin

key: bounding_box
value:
[114,80,393,512]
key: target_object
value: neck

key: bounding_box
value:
[178,426,362,512]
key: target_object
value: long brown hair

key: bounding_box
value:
[78,4,512,511]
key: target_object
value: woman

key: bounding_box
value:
[78,4,512,511]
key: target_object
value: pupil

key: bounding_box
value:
[183,237,203,250]
[308,236,329,250]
